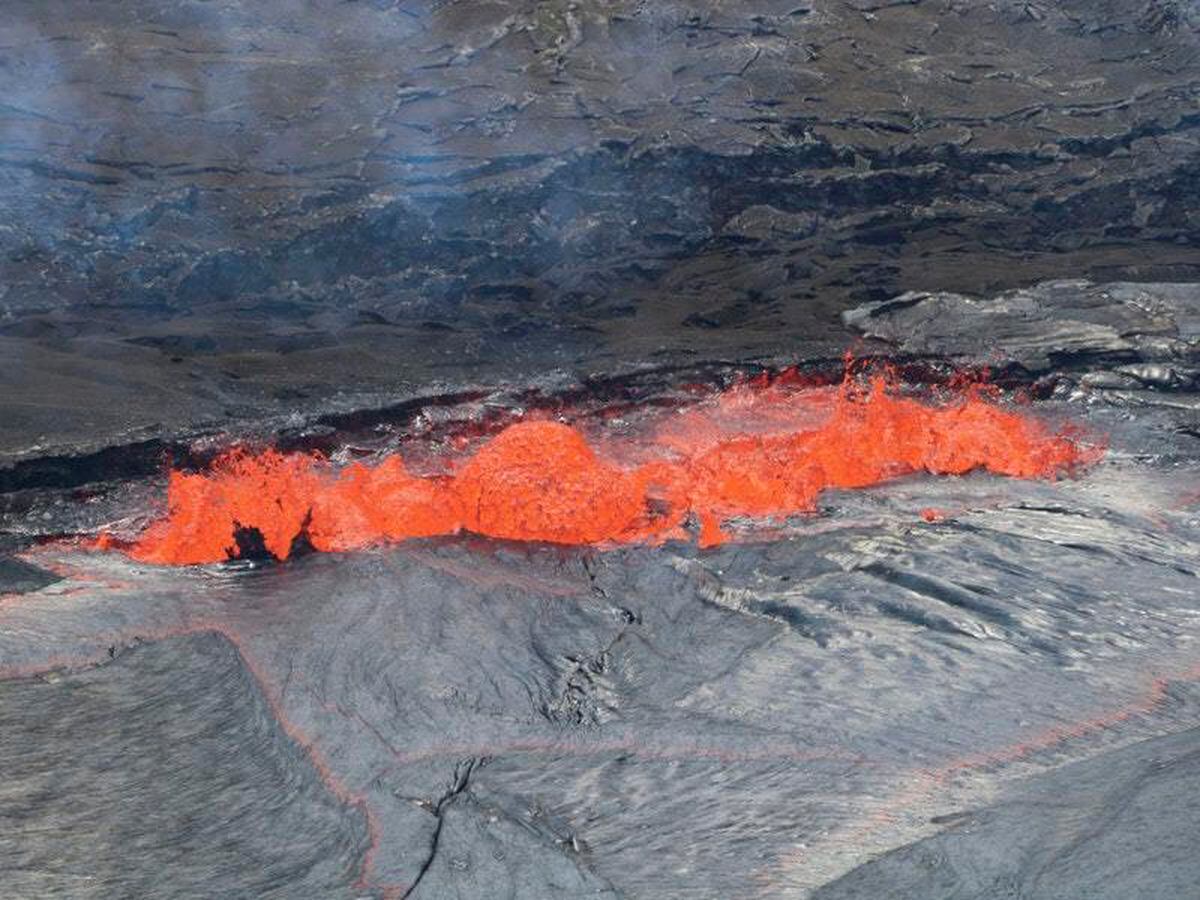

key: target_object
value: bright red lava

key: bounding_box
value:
[122,367,1103,565]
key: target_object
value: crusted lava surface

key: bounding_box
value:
[3,2,1200,898]
[4,283,1200,897]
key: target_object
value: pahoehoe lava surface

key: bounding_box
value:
[3,367,1199,896]
[2,1,1200,899]
[0,634,371,898]
[813,726,1200,900]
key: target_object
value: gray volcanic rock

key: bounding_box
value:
[844,279,1200,378]
[0,633,371,898]
[3,416,1199,897]
[0,555,58,594]
[3,0,1200,458]
[814,726,1200,900]
[3,3,1200,898]
[405,791,621,900]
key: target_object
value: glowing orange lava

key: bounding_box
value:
[124,369,1103,565]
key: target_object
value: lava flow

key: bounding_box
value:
[121,368,1103,565]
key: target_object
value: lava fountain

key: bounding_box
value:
[119,366,1103,565]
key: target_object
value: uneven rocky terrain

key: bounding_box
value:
[2,2,1199,898]
[3,0,1200,459]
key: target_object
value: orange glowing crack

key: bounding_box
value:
[120,370,1103,565]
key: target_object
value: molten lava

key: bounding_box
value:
[125,371,1102,565]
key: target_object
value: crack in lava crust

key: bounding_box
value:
[120,367,1103,565]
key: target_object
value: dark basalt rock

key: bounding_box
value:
[0,555,59,594]
[844,280,1200,380]
[2,0,1200,459]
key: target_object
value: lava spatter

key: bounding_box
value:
[453,421,658,545]
[124,368,1103,565]
[131,450,322,565]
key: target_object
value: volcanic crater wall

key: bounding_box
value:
[2,0,1200,458]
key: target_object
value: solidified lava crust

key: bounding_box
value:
[4,0,1200,894]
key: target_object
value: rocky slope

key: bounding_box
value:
[2,0,1199,459]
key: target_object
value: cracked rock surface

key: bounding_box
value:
[3,358,1200,897]
[844,279,1200,380]
[3,0,1200,458]
[2,2,1200,899]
